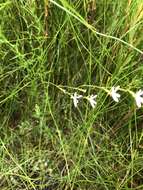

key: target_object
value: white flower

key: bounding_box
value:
[71,92,82,107]
[110,86,120,102]
[88,94,97,108]
[134,89,143,108]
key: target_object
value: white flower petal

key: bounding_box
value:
[134,90,143,108]
[110,86,121,102]
[138,90,143,96]
[90,100,96,108]
[88,94,97,108]
[136,99,141,108]
[71,92,82,107]
[112,95,119,102]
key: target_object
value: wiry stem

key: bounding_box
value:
[44,0,49,36]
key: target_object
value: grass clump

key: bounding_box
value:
[0,0,143,189]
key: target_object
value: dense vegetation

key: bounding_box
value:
[0,0,143,189]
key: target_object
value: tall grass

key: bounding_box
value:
[0,0,143,189]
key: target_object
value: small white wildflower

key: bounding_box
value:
[134,89,143,108]
[44,162,48,167]
[71,92,82,107]
[88,94,97,108]
[110,86,120,102]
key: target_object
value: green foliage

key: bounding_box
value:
[0,0,143,189]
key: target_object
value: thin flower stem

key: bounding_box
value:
[118,87,134,96]
[79,84,109,93]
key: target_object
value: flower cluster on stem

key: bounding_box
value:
[70,86,143,109]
